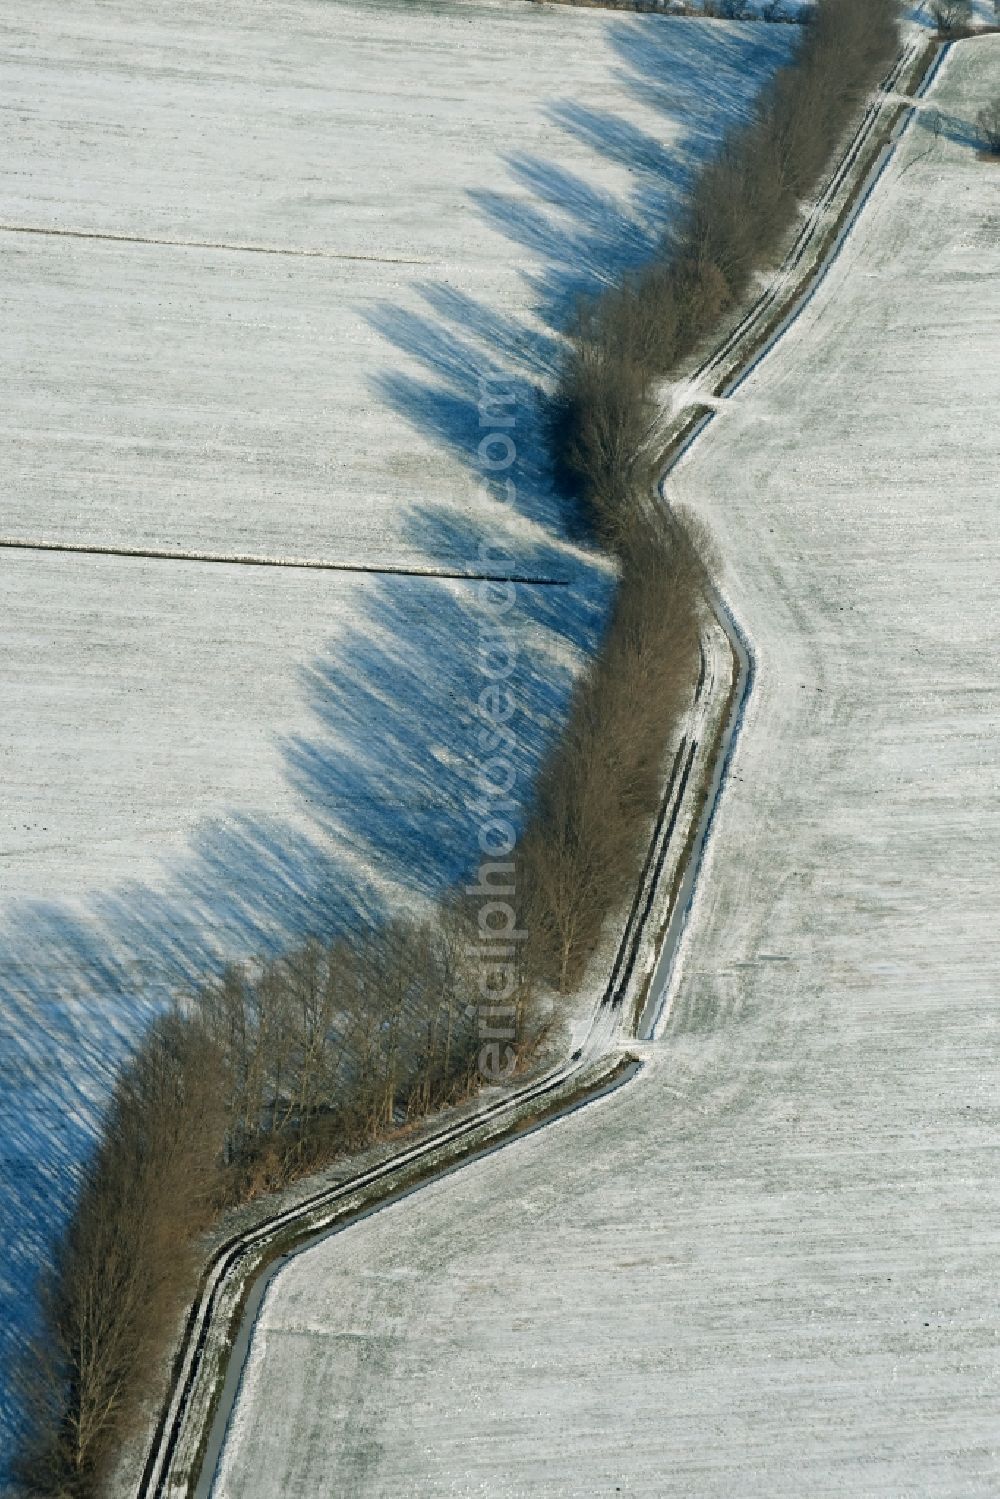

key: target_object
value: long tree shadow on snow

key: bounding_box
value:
[0,517,610,1449]
[468,16,795,322]
[370,17,796,549]
[0,14,798,1456]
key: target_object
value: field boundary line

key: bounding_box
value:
[0,538,569,587]
[0,222,431,265]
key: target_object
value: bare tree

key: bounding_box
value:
[931,0,971,35]
[549,329,660,547]
[977,99,1000,154]
[17,1012,224,1497]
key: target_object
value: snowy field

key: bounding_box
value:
[213,36,1000,1499]
[0,0,793,1464]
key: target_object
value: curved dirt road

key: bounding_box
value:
[210,37,1000,1499]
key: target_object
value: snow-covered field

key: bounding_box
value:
[0,0,792,1465]
[212,35,1000,1499]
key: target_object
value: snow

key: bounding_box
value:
[970,0,1000,27]
[0,0,793,1468]
[211,35,1000,1499]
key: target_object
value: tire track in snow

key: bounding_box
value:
[136,24,942,1498]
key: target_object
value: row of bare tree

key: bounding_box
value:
[519,518,701,991]
[16,2,906,1492]
[17,915,504,1494]
[205,925,479,1192]
[534,1,807,20]
[19,520,700,1493]
[930,0,1000,37]
[16,540,704,1499]
[18,1014,224,1495]
[550,0,901,544]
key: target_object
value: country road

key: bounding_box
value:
[208,34,1000,1499]
[132,20,941,1493]
[1,10,785,1466]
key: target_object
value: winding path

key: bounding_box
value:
[135,18,968,1499]
[205,32,1000,1499]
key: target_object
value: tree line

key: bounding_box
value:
[932,0,1000,37]
[550,0,900,543]
[15,918,490,1493]
[533,1,809,21]
[16,2,904,1492]
[17,514,702,1495]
